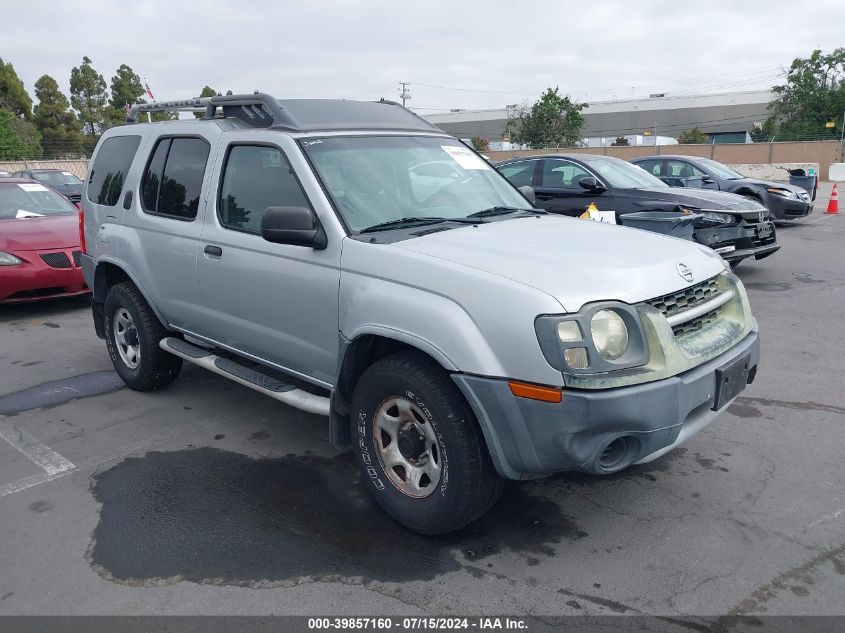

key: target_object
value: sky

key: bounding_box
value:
[4,0,845,114]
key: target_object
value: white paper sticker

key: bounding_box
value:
[62,171,73,176]
[18,183,49,192]
[597,211,617,224]
[16,209,45,218]
[441,145,490,170]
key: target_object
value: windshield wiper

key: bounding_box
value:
[467,206,544,218]
[360,216,483,234]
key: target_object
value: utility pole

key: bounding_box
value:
[398,82,411,107]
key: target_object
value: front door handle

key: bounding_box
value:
[204,245,223,257]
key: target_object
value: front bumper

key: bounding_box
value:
[694,221,780,262]
[453,328,759,480]
[765,194,812,220]
[0,248,89,303]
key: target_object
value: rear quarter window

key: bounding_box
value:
[87,135,142,206]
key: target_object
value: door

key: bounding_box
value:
[119,133,214,328]
[534,158,611,216]
[196,139,342,386]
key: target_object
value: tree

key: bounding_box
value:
[194,85,217,118]
[104,64,145,127]
[610,136,630,146]
[470,136,490,152]
[0,110,41,160]
[678,127,708,144]
[70,56,108,138]
[768,48,845,139]
[505,87,586,149]
[33,75,84,158]
[0,58,33,119]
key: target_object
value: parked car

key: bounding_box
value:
[0,178,89,303]
[0,171,12,177]
[631,156,813,221]
[81,93,760,534]
[12,168,84,206]
[496,154,779,267]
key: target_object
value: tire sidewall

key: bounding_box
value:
[103,288,150,385]
[351,367,467,532]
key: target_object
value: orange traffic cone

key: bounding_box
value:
[826,183,839,214]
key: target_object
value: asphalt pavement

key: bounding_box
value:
[0,185,843,620]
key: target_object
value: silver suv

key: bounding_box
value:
[80,93,760,534]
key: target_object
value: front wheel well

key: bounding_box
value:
[330,335,449,448]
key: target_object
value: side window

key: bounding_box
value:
[87,135,142,206]
[218,145,310,234]
[636,159,662,176]
[541,159,591,187]
[141,137,210,220]
[498,162,534,187]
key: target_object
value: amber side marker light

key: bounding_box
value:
[508,381,563,403]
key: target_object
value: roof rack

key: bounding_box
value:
[126,92,294,128]
[125,92,442,134]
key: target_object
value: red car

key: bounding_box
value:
[0,178,90,303]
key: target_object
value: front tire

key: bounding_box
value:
[350,350,503,535]
[104,282,182,391]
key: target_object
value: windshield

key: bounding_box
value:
[301,136,530,232]
[698,159,745,180]
[0,183,78,220]
[31,171,83,186]
[580,155,668,189]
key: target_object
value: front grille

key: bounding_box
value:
[646,276,720,318]
[72,250,82,267]
[40,252,71,269]
[672,309,720,337]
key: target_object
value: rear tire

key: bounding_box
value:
[104,282,182,391]
[350,350,503,535]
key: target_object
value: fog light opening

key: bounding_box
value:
[599,436,638,471]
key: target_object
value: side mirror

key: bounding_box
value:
[518,185,536,204]
[578,176,602,190]
[261,206,327,249]
[701,176,715,184]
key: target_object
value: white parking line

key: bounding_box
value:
[0,419,75,476]
[807,507,845,530]
[0,429,186,498]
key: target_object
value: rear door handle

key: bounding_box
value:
[204,245,223,257]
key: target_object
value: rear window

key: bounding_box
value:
[87,135,141,206]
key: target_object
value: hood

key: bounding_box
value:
[732,177,809,195]
[628,187,764,212]
[394,215,725,312]
[0,214,80,251]
[48,183,83,197]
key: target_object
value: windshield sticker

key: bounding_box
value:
[441,145,489,170]
[18,183,49,192]
[16,209,45,218]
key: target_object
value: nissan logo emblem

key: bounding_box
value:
[676,263,694,282]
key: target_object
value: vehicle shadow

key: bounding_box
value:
[0,295,90,322]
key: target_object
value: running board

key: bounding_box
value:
[159,337,330,416]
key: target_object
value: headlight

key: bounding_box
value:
[695,211,735,226]
[535,303,647,374]
[591,310,629,360]
[767,188,796,199]
[0,251,22,266]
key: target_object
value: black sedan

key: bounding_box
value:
[496,154,779,266]
[12,169,83,207]
[631,155,813,221]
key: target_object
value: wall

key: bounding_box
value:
[485,140,844,180]
[0,159,89,179]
